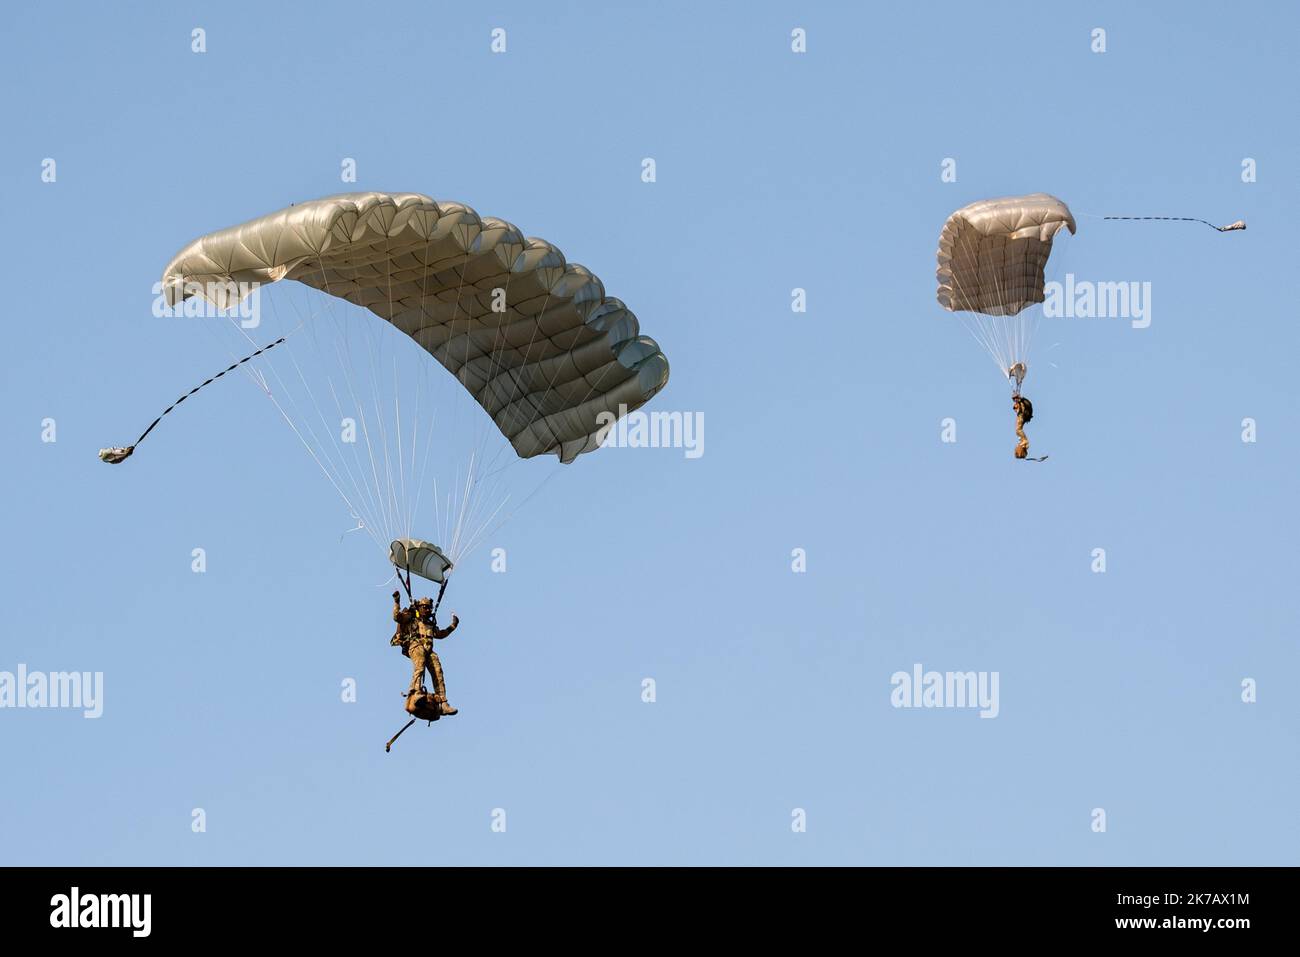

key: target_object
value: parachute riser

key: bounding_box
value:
[431,578,449,624]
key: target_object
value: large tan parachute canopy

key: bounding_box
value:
[162,192,669,463]
[936,193,1076,317]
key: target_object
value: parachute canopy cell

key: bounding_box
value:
[936,193,1076,317]
[161,192,670,463]
[389,539,453,585]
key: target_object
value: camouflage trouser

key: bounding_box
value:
[408,639,448,698]
[1014,416,1029,458]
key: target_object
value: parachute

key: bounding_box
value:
[936,193,1075,392]
[162,192,669,463]
[146,192,669,570]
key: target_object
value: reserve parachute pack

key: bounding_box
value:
[389,539,453,585]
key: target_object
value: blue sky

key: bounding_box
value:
[2,1,1296,865]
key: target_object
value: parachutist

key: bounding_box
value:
[1012,394,1034,460]
[392,592,460,718]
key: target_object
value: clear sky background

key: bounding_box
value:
[2,1,1296,865]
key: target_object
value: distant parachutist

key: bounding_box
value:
[1012,394,1033,460]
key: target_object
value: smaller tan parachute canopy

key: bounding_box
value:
[936,194,1076,317]
[390,539,452,585]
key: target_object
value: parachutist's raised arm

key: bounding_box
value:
[393,592,412,626]
[433,614,459,640]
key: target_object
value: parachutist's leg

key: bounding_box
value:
[427,651,457,715]
[1014,416,1029,459]
[409,643,429,695]
[426,651,447,698]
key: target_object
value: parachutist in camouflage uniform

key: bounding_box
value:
[392,591,460,716]
[1012,394,1033,460]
